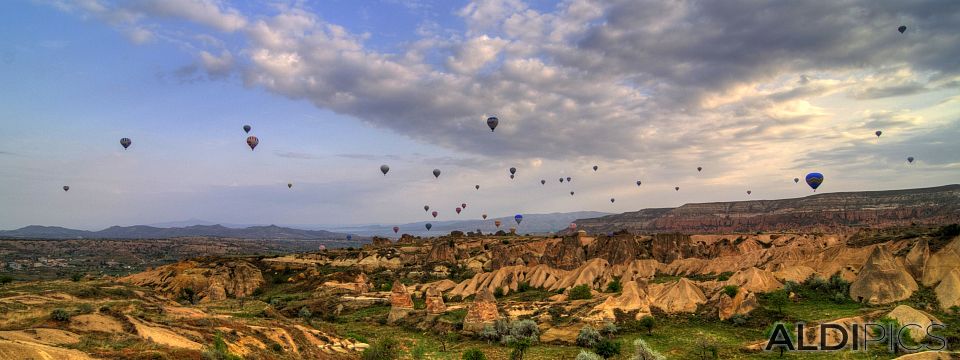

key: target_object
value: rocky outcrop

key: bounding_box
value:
[426,240,459,264]
[725,267,783,293]
[649,278,706,313]
[587,233,649,265]
[935,268,960,310]
[904,238,930,280]
[322,273,369,293]
[772,265,817,283]
[573,185,960,234]
[886,305,942,342]
[463,288,500,333]
[921,236,960,287]
[122,260,264,302]
[849,246,918,304]
[540,236,586,270]
[589,281,651,321]
[717,288,758,320]
[370,237,392,248]
[424,287,446,314]
[387,280,414,324]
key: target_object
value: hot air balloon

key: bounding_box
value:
[425,223,432,231]
[287,183,292,188]
[120,138,131,149]
[380,165,390,175]
[593,165,598,171]
[475,185,480,190]
[541,179,546,185]
[509,167,516,175]
[487,116,498,132]
[393,226,399,234]
[559,178,564,183]
[424,205,430,212]
[494,220,502,228]
[675,186,680,191]
[875,130,883,138]
[482,214,487,220]
[243,125,251,133]
[63,186,69,192]
[514,214,523,225]
[246,136,259,150]
[566,177,571,182]
[636,180,642,186]
[805,172,824,191]
[570,191,575,196]
[510,174,515,179]
[461,203,467,209]
[456,207,462,214]
[697,166,702,172]
[898,25,907,34]
[432,211,438,218]
[794,178,800,184]
[907,156,915,164]
[569,223,577,231]
[747,190,752,195]
[347,235,352,241]
[433,169,441,178]
[610,198,615,203]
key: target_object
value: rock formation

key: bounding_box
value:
[725,267,783,293]
[426,239,458,264]
[540,235,586,270]
[849,246,918,304]
[424,287,446,314]
[649,278,706,313]
[886,305,942,342]
[935,268,960,310]
[589,281,651,321]
[370,237,393,248]
[904,238,930,280]
[587,233,649,265]
[387,280,414,324]
[921,236,960,286]
[463,288,500,333]
[122,260,264,302]
[717,288,758,320]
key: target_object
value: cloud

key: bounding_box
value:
[275,151,323,160]
[132,0,246,32]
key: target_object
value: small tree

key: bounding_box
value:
[298,306,312,320]
[182,287,197,305]
[764,322,796,358]
[606,277,622,293]
[202,333,242,360]
[593,339,621,359]
[569,284,592,300]
[71,273,83,282]
[503,320,539,360]
[768,290,789,316]
[632,338,665,360]
[722,285,739,298]
[639,315,656,335]
[493,287,505,298]
[410,341,427,360]
[50,308,71,322]
[361,337,400,360]
[600,322,618,338]
[0,275,13,286]
[462,348,487,360]
[694,335,719,360]
[576,325,601,348]
[576,350,603,360]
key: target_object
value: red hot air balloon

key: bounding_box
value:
[456,207,462,214]
[432,211,438,218]
[246,136,259,150]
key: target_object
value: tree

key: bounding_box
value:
[361,337,400,360]
[600,322,618,338]
[462,348,487,360]
[768,290,789,315]
[631,338,665,360]
[764,322,796,358]
[606,277,622,293]
[592,339,621,359]
[298,306,312,320]
[694,335,719,360]
[0,275,12,286]
[639,315,656,335]
[503,320,539,360]
[182,287,197,305]
[70,273,83,282]
[576,350,603,360]
[569,284,592,300]
[576,326,601,348]
[202,333,242,360]
[722,285,739,298]
[50,308,71,322]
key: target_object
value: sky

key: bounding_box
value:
[0,0,958,230]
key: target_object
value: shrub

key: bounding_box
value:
[462,348,486,360]
[722,285,739,298]
[493,287,505,298]
[606,277,622,293]
[78,303,95,314]
[729,313,749,326]
[716,272,733,282]
[517,281,532,293]
[767,290,789,315]
[576,326,601,348]
[361,337,400,360]
[576,350,603,360]
[694,335,719,360]
[50,308,71,322]
[298,306,312,319]
[270,342,283,353]
[507,319,540,345]
[479,325,500,343]
[71,273,83,282]
[568,284,592,300]
[0,275,12,285]
[638,315,656,335]
[600,322,618,338]
[410,341,427,360]
[632,338,665,360]
[592,339,621,359]
[201,333,242,360]
[764,322,796,358]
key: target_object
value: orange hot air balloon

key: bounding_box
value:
[494,220,502,228]
[246,136,259,150]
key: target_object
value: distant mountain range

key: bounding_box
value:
[573,184,960,234]
[0,224,354,241]
[328,211,611,237]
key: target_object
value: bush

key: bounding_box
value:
[517,281,533,293]
[632,338,665,360]
[722,285,739,298]
[600,322,618,338]
[764,322,796,358]
[361,337,401,360]
[767,290,789,315]
[605,277,622,293]
[576,350,604,360]
[71,273,83,282]
[0,275,12,285]
[716,272,733,282]
[507,319,540,345]
[50,308,71,322]
[462,348,486,360]
[694,335,719,360]
[410,341,427,360]
[568,284,592,300]
[493,287,505,298]
[593,339,621,359]
[298,306,312,319]
[479,324,500,343]
[576,326,601,348]
[78,303,95,314]
[729,313,749,326]
[201,333,242,360]
[638,315,656,335]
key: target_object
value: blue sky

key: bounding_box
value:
[1,0,958,230]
